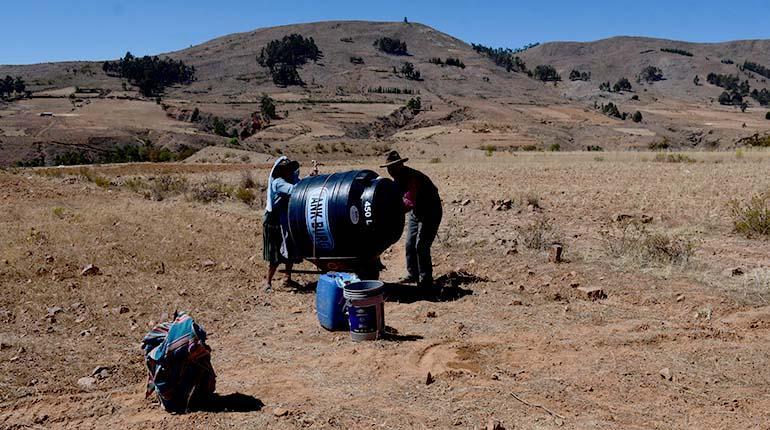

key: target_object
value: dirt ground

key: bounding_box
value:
[1,152,770,429]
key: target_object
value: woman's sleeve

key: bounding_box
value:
[274,179,295,195]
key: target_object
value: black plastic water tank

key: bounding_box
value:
[287,170,404,272]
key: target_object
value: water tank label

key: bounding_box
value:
[306,188,334,251]
[349,206,360,225]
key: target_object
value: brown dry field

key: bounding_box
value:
[1,151,770,429]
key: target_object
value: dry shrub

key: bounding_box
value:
[147,176,188,201]
[234,187,256,205]
[601,223,696,267]
[122,177,148,193]
[729,193,770,238]
[34,168,64,178]
[77,167,110,188]
[189,176,230,203]
[239,171,256,189]
[653,153,696,163]
[518,217,563,250]
[94,176,111,188]
[523,192,541,209]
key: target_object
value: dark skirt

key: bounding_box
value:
[263,219,285,265]
[263,217,300,265]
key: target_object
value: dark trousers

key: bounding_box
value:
[405,208,442,287]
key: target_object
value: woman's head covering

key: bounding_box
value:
[265,156,287,213]
[265,157,300,213]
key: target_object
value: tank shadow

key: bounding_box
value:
[196,392,264,413]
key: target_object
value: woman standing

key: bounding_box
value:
[263,157,301,291]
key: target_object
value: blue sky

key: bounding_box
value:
[2,0,770,65]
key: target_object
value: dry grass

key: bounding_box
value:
[234,187,257,205]
[600,222,696,268]
[3,152,770,429]
[518,217,563,250]
[729,192,770,238]
[652,152,696,163]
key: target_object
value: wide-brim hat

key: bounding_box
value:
[380,150,409,168]
[272,159,299,178]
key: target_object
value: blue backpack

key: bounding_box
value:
[142,312,216,413]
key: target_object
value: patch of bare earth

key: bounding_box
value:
[1,152,770,429]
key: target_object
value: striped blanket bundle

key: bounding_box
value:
[142,311,216,413]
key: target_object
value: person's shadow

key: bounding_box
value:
[385,271,481,304]
[198,392,264,413]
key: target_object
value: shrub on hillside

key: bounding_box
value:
[613,77,632,92]
[639,66,664,83]
[445,57,465,68]
[601,102,623,119]
[766,112,770,120]
[751,88,770,106]
[373,37,408,55]
[260,94,277,119]
[399,62,421,80]
[406,96,422,114]
[569,70,591,81]
[212,117,228,136]
[533,65,561,82]
[632,111,643,123]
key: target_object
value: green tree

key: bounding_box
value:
[400,62,421,80]
[102,52,195,96]
[213,117,227,136]
[373,37,408,55]
[613,77,632,92]
[533,65,561,82]
[718,91,733,105]
[632,111,643,122]
[406,96,421,114]
[260,94,277,119]
[256,34,321,87]
[13,77,25,94]
[639,66,663,83]
[765,112,770,120]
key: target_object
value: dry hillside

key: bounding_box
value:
[2,22,770,168]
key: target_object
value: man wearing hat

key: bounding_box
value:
[381,150,442,288]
